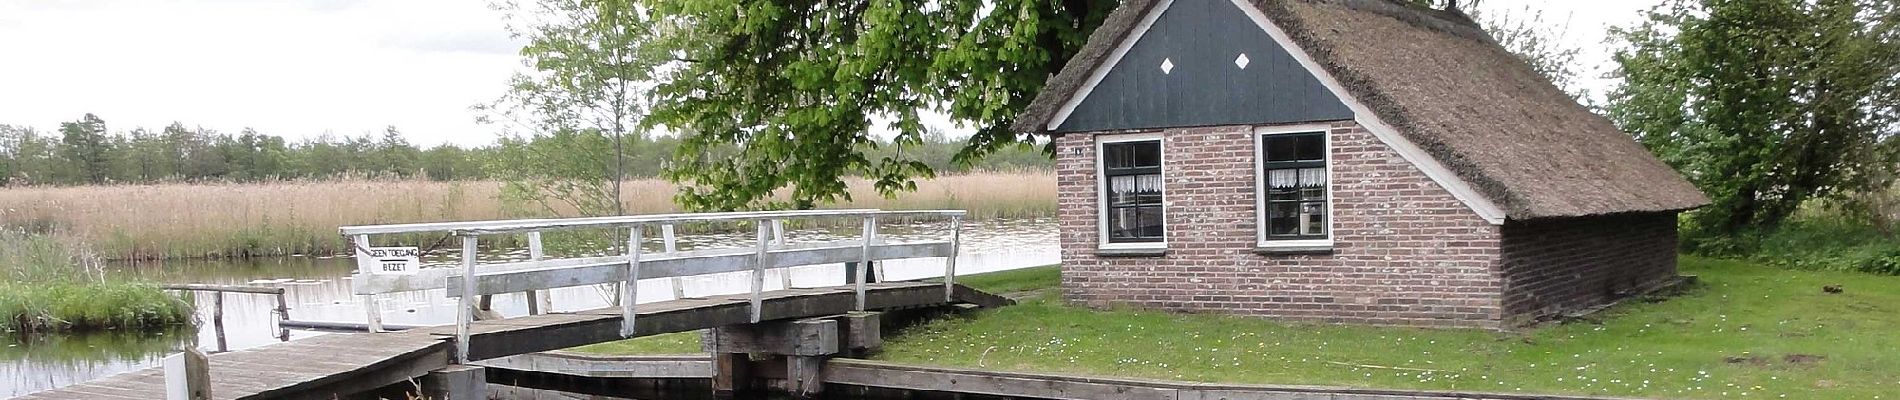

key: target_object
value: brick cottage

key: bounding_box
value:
[1013,0,1710,329]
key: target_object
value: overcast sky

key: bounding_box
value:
[0,0,1660,147]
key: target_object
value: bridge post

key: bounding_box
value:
[420,365,486,400]
[620,225,643,337]
[526,231,545,315]
[663,224,685,299]
[751,221,770,323]
[456,235,477,363]
[854,216,875,310]
[353,234,384,333]
[944,215,962,302]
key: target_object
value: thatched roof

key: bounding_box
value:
[1015,0,1709,220]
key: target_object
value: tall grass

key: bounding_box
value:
[0,171,1054,260]
[0,231,194,334]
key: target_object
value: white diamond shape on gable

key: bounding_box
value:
[1235,53,1250,69]
[1160,58,1174,74]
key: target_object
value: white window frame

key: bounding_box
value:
[1096,132,1166,250]
[1254,123,1335,249]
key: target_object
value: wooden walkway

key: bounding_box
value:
[18,282,1008,400]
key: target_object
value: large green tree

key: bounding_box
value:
[1608,0,1900,238]
[639,0,1114,210]
[632,0,1579,211]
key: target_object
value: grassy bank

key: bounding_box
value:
[0,231,194,334]
[872,258,1899,399]
[566,267,1066,356]
[0,171,1054,260]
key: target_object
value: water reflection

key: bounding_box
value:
[4,218,1057,397]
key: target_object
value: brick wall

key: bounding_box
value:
[1498,212,1680,326]
[1054,121,1507,328]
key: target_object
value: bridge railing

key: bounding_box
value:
[339,209,965,363]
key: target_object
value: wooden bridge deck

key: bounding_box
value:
[18,282,1008,400]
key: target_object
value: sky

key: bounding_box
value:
[0,0,1660,147]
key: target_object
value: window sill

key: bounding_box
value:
[1096,247,1168,257]
[1253,243,1333,255]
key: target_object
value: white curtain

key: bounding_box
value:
[1268,167,1325,188]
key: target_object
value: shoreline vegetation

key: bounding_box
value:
[576,258,1900,400]
[0,231,193,335]
[0,171,1054,261]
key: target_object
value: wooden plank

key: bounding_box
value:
[440,242,952,297]
[161,284,285,295]
[474,352,713,378]
[823,359,1178,400]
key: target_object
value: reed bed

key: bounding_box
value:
[0,171,1054,260]
[0,231,194,334]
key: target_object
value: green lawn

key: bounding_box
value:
[570,258,1900,399]
[875,257,1900,399]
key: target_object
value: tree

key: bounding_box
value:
[371,126,421,177]
[58,114,113,184]
[624,0,1111,211]
[481,0,664,217]
[1608,0,1900,239]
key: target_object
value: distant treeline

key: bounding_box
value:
[0,114,1052,186]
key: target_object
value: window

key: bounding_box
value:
[1258,129,1328,243]
[1100,137,1163,245]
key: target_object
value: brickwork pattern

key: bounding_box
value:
[1498,212,1680,326]
[1054,122,1508,328]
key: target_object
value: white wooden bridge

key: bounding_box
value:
[20,209,1010,400]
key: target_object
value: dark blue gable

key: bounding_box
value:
[1052,0,1352,133]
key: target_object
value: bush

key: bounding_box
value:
[1722,215,1900,275]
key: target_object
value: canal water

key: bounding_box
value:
[1,218,1059,398]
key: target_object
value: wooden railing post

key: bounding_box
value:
[751,220,769,323]
[526,231,544,315]
[620,225,643,337]
[773,219,791,290]
[945,215,962,302]
[456,235,478,363]
[663,224,684,299]
[353,234,384,333]
[855,216,875,311]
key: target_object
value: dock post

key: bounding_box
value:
[273,290,290,342]
[211,292,227,353]
[353,234,384,333]
[420,365,487,400]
